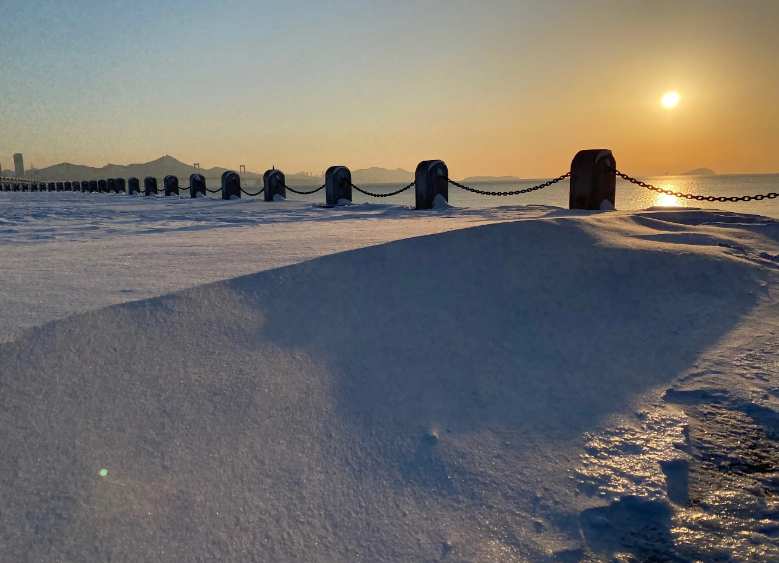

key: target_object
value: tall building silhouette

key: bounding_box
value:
[13,154,24,178]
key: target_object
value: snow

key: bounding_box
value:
[1,191,779,562]
[273,193,285,202]
[433,193,453,209]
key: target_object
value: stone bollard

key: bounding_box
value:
[144,177,158,196]
[325,166,351,205]
[97,180,107,193]
[108,178,118,193]
[221,171,241,200]
[13,183,20,191]
[128,178,140,195]
[31,182,39,192]
[115,178,126,194]
[56,182,64,192]
[569,149,616,210]
[189,174,206,198]
[79,181,87,192]
[415,160,449,209]
[164,175,179,197]
[88,180,97,193]
[263,169,286,202]
[72,180,80,192]
[63,181,72,192]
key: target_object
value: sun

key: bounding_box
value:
[662,92,680,108]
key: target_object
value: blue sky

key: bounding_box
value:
[1,0,777,176]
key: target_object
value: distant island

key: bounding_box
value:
[459,175,521,183]
[681,168,717,176]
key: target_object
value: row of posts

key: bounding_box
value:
[0,151,617,210]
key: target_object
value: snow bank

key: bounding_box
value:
[1,206,779,561]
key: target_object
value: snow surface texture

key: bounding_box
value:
[0,192,562,336]
[2,193,779,562]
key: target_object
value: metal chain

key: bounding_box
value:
[281,182,326,195]
[611,169,779,203]
[205,187,221,193]
[350,181,415,198]
[447,173,570,196]
[240,187,265,197]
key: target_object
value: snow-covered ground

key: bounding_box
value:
[1,192,779,562]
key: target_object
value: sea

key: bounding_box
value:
[272,174,779,219]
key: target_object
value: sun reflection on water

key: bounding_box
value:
[655,192,682,207]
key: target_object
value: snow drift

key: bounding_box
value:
[1,211,778,562]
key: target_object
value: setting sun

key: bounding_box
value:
[662,92,680,109]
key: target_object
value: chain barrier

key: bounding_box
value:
[280,182,326,195]
[240,187,265,197]
[447,173,570,196]
[611,169,779,203]
[350,181,415,198]
[205,187,221,193]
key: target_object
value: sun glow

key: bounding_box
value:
[662,92,680,108]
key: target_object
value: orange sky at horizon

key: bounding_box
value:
[1,0,777,178]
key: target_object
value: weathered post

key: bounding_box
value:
[48,182,56,192]
[72,180,80,192]
[415,160,449,210]
[97,180,107,193]
[79,181,88,192]
[164,175,179,197]
[221,171,240,200]
[325,166,351,205]
[56,182,64,192]
[128,177,140,195]
[12,183,20,192]
[63,181,72,192]
[569,150,616,210]
[263,169,286,201]
[144,177,158,196]
[88,180,97,193]
[115,178,126,193]
[189,174,206,198]
[107,178,117,193]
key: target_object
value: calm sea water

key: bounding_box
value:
[275,174,779,219]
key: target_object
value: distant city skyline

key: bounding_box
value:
[1,0,777,178]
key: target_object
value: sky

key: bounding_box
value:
[1,0,777,178]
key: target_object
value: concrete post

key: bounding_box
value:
[569,150,616,210]
[325,166,351,205]
[97,180,107,193]
[115,178,126,194]
[221,171,240,200]
[164,175,179,197]
[79,181,88,192]
[108,178,117,192]
[263,169,286,202]
[30,182,38,192]
[127,178,139,195]
[88,180,97,193]
[144,177,158,196]
[63,181,71,192]
[55,182,63,192]
[415,160,449,210]
[189,174,206,198]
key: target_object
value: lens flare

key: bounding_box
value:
[662,92,680,108]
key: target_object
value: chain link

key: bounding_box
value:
[350,181,415,198]
[240,187,265,197]
[447,173,570,196]
[205,187,221,193]
[281,182,326,195]
[611,169,779,203]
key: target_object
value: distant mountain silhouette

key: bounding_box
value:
[20,156,251,183]
[15,157,417,185]
[351,167,414,184]
[681,167,716,176]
